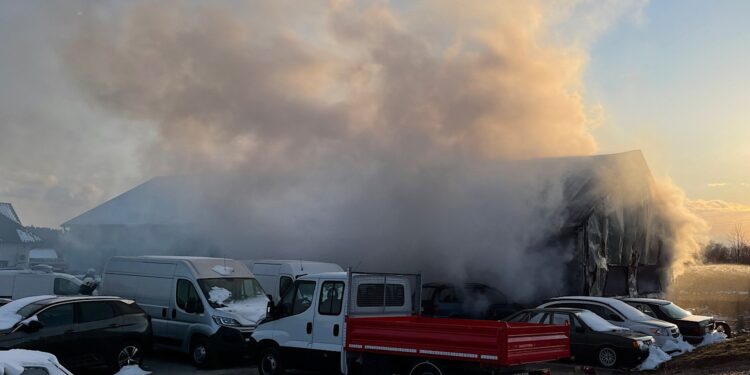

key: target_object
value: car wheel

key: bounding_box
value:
[259,345,285,375]
[715,322,732,337]
[597,346,618,368]
[190,337,216,368]
[409,361,444,375]
[113,342,143,370]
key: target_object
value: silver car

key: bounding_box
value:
[538,296,683,350]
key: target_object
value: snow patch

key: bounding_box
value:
[0,349,63,375]
[636,345,672,371]
[0,295,55,330]
[661,337,694,356]
[114,365,151,375]
[208,287,232,305]
[578,310,629,332]
[697,330,726,347]
[212,265,234,276]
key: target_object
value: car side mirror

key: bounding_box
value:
[23,319,44,333]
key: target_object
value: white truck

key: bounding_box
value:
[252,271,570,375]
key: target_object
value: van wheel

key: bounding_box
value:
[259,346,285,375]
[409,361,445,375]
[597,346,618,368]
[191,337,216,368]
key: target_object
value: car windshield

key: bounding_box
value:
[606,299,652,321]
[659,302,692,319]
[578,310,629,332]
[197,278,266,308]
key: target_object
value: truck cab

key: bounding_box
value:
[252,271,413,374]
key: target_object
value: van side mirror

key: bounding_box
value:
[23,319,44,333]
[266,297,276,319]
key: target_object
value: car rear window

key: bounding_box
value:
[79,301,116,323]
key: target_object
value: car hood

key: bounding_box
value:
[678,314,713,324]
[641,319,676,329]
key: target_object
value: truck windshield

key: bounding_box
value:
[198,278,266,308]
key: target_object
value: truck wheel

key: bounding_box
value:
[597,346,618,368]
[409,361,444,375]
[191,337,217,368]
[259,346,286,375]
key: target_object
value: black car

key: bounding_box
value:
[620,298,727,344]
[0,296,152,371]
[422,283,521,320]
[505,308,654,369]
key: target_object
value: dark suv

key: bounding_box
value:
[0,296,152,371]
[422,283,521,320]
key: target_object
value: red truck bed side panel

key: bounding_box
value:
[345,316,569,367]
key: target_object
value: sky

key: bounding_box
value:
[0,0,748,241]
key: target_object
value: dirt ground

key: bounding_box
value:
[657,336,750,375]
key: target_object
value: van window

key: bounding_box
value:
[53,278,80,295]
[279,276,293,298]
[79,302,116,323]
[319,281,344,316]
[37,304,74,327]
[357,284,405,307]
[176,279,204,314]
[292,281,316,315]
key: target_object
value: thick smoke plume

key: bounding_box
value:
[60,0,704,301]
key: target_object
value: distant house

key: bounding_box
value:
[0,203,43,267]
[62,151,671,298]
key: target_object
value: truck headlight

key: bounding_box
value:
[212,316,241,327]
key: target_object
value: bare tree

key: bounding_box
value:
[727,223,747,264]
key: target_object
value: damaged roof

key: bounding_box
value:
[0,203,42,244]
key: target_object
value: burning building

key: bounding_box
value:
[0,203,44,267]
[62,150,672,299]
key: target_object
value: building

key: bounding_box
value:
[0,203,43,267]
[62,151,671,298]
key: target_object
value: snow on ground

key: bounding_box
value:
[217,297,268,325]
[209,287,232,305]
[698,331,727,347]
[661,337,694,356]
[636,345,672,371]
[114,365,151,375]
[0,295,54,330]
[0,349,63,374]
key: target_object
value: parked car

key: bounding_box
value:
[422,282,520,320]
[0,349,74,375]
[0,267,90,300]
[537,296,682,350]
[620,297,729,344]
[243,260,343,302]
[0,296,151,372]
[101,256,269,367]
[506,307,654,368]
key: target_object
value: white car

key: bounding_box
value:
[0,349,73,375]
[538,296,683,350]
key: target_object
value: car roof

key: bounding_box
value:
[518,307,587,313]
[619,297,670,305]
[549,296,619,303]
[25,296,132,307]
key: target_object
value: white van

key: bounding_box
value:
[0,267,85,299]
[243,260,343,302]
[101,256,270,367]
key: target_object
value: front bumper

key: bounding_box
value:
[208,326,258,358]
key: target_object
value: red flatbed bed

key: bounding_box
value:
[346,316,570,368]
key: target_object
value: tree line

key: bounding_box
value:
[701,223,750,264]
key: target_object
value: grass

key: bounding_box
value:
[658,336,750,374]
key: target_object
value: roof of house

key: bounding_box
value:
[0,203,42,244]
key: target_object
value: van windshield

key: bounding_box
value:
[197,278,266,308]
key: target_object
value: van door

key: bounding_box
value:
[13,274,52,299]
[168,279,207,349]
[311,280,345,370]
[275,280,317,353]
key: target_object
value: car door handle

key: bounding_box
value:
[172,309,177,319]
[306,322,312,335]
[333,324,340,337]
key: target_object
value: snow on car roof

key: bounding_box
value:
[550,296,653,321]
[0,295,56,330]
[577,310,630,332]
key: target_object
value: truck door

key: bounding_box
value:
[275,280,318,351]
[312,280,345,352]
